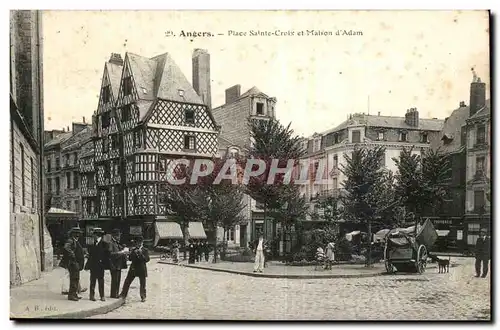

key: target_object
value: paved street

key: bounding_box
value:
[90,257,490,320]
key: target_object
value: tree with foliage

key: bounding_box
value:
[393,147,450,231]
[340,146,393,266]
[161,157,246,263]
[246,118,306,257]
[268,185,308,257]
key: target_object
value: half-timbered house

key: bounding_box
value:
[93,53,124,231]
[92,51,219,245]
[80,116,99,245]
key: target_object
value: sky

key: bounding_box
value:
[42,10,490,137]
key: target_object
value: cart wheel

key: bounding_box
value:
[416,245,427,274]
[160,254,167,261]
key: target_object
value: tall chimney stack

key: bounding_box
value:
[192,49,211,109]
[225,85,241,104]
[109,53,124,66]
[469,68,486,117]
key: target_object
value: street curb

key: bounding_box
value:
[40,298,125,319]
[157,261,386,279]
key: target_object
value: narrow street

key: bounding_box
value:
[91,257,490,320]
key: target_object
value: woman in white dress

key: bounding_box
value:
[325,242,335,270]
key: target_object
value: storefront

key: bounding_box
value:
[45,207,79,254]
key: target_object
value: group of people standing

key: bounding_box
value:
[187,240,210,264]
[59,227,150,302]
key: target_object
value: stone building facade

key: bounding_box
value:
[300,110,444,224]
[10,10,53,286]
[464,76,491,246]
[212,85,277,244]
[44,121,92,215]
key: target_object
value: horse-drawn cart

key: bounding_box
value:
[384,219,438,274]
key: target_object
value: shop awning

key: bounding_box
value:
[187,222,207,240]
[436,230,450,237]
[154,222,183,246]
[46,207,78,221]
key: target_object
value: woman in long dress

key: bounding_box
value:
[325,242,335,270]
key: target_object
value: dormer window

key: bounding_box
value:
[229,148,239,158]
[314,138,321,152]
[400,131,408,142]
[256,102,264,115]
[178,89,184,97]
[378,131,384,141]
[334,134,339,144]
[352,130,361,143]
[421,132,428,143]
[123,77,133,96]
[185,109,195,124]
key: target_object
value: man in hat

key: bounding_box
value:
[84,228,108,301]
[60,227,85,301]
[475,228,491,278]
[188,239,196,264]
[108,229,128,298]
[119,236,150,302]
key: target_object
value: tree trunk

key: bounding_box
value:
[222,227,227,259]
[366,216,372,267]
[213,224,218,263]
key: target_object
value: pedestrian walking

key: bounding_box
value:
[108,229,128,298]
[253,234,265,273]
[84,227,108,301]
[172,241,180,263]
[475,228,491,278]
[203,241,209,262]
[119,236,150,302]
[197,241,204,262]
[59,227,85,301]
[325,242,335,270]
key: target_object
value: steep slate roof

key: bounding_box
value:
[106,62,123,98]
[322,114,444,136]
[154,53,204,104]
[240,86,268,98]
[430,106,469,154]
[431,99,490,154]
[124,52,205,121]
[44,131,73,148]
[468,100,491,119]
[127,53,157,101]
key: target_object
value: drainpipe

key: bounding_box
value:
[36,10,46,271]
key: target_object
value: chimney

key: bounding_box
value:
[83,116,86,123]
[225,85,241,104]
[405,108,419,127]
[469,68,486,117]
[72,122,87,135]
[378,111,381,116]
[192,49,211,109]
[109,53,124,66]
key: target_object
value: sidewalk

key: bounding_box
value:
[10,267,124,319]
[158,260,388,279]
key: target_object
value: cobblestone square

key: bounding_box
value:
[90,257,490,320]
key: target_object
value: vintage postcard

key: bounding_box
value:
[9,10,491,321]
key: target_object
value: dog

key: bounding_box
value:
[437,256,451,273]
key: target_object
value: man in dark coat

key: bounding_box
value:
[60,227,85,301]
[203,241,209,262]
[84,228,108,301]
[475,228,491,278]
[119,236,150,302]
[108,229,128,298]
[188,240,196,264]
